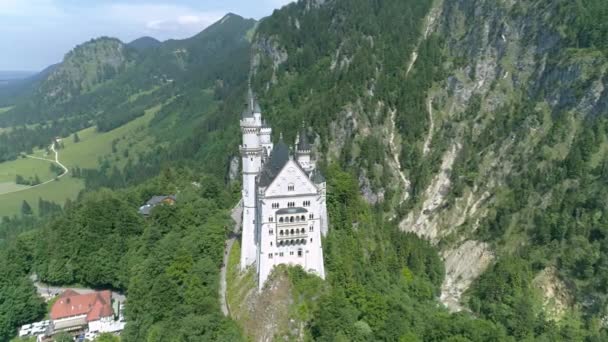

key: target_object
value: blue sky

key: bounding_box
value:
[0,0,294,71]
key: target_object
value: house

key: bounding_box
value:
[138,195,176,215]
[50,290,114,333]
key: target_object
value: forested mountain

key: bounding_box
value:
[249,0,608,340]
[0,13,255,162]
[128,37,162,52]
[2,0,608,341]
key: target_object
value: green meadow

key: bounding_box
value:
[0,105,161,217]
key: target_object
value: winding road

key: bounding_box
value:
[2,141,69,195]
[219,199,242,316]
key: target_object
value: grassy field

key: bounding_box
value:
[60,105,159,169]
[0,157,56,183]
[0,105,162,217]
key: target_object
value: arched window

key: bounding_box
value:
[270,241,273,246]
[309,214,313,219]
[269,217,273,222]
[301,215,305,221]
[309,226,313,232]
[270,229,274,235]
[280,230,284,236]
[279,217,284,223]
[296,216,300,222]
[290,216,294,223]
[302,239,307,245]
[288,184,295,191]
[298,249,303,257]
[290,229,295,235]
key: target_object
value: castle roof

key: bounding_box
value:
[241,103,253,119]
[310,168,326,184]
[259,137,290,187]
[297,126,311,152]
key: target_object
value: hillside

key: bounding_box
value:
[1,1,608,341]
[250,0,608,339]
[0,13,255,216]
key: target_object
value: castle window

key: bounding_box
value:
[269,217,273,222]
[298,249,303,257]
[309,226,313,232]
[279,252,284,257]
[290,229,295,235]
[290,216,294,223]
[272,203,279,209]
[288,184,295,191]
[269,253,273,259]
[310,238,313,243]
[280,230,284,236]
[290,251,294,256]
[301,215,306,221]
[303,201,310,207]
[270,229,274,235]
[270,241,273,246]
[301,228,305,234]
[302,239,306,245]
[309,214,313,219]
[279,217,284,223]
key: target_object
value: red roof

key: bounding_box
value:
[50,290,113,322]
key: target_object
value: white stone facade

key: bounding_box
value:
[239,95,327,289]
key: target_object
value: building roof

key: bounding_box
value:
[50,290,113,322]
[310,169,326,184]
[146,195,176,206]
[297,126,311,152]
[276,208,308,214]
[241,105,253,119]
[259,138,290,187]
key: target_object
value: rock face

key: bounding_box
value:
[440,241,494,312]
[252,0,608,315]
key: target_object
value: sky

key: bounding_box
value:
[0,0,294,71]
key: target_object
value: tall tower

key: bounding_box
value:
[296,124,314,172]
[240,94,263,270]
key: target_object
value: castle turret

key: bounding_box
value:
[296,124,314,172]
[240,95,263,270]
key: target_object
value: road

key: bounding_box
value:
[219,199,242,316]
[30,274,126,303]
[4,141,69,195]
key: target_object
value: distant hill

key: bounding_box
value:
[0,71,37,83]
[128,36,161,52]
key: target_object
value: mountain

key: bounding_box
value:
[1,1,608,342]
[248,0,608,339]
[128,36,161,52]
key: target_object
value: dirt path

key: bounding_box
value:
[220,199,242,316]
[2,141,69,196]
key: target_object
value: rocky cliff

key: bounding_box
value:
[251,0,608,320]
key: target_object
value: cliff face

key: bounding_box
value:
[252,0,608,317]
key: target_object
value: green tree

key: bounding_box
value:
[21,201,33,216]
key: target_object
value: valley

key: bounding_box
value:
[0,105,160,217]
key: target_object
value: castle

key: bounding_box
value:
[239,93,327,289]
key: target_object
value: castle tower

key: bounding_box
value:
[240,95,263,270]
[296,124,314,172]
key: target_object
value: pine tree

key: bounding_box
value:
[73,132,80,143]
[21,200,33,216]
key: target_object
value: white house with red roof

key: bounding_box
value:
[50,289,116,333]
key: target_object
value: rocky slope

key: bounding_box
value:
[251,0,608,317]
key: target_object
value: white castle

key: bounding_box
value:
[239,92,327,289]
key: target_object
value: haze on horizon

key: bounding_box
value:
[0,0,293,72]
